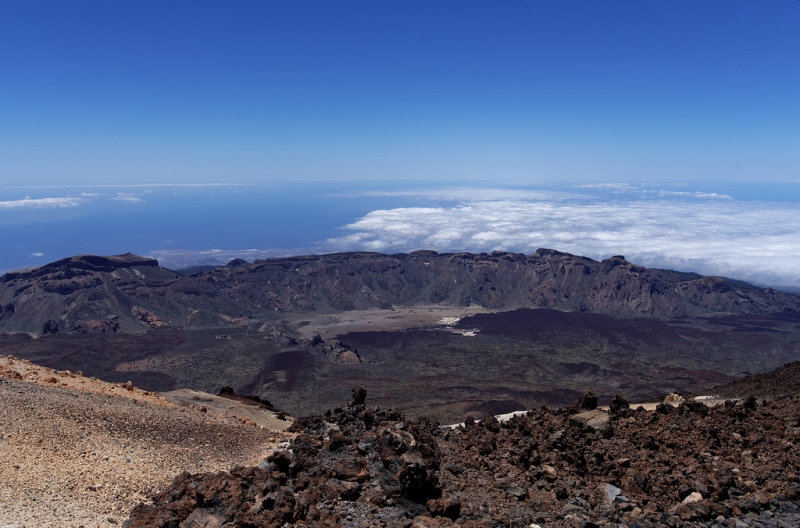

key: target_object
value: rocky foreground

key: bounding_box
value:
[0,355,292,528]
[125,366,800,528]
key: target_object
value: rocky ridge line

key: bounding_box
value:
[2,249,799,335]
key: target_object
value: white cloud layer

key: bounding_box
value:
[327,188,800,290]
[111,193,143,203]
[0,196,83,208]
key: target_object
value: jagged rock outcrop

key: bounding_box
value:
[1,249,798,335]
[125,381,800,528]
[0,253,159,282]
[0,253,182,334]
[171,249,800,318]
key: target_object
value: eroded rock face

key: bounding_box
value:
[0,253,181,334]
[171,249,800,318]
[4,249,799,335]
[71,319,119,333]
[125,389,800,528]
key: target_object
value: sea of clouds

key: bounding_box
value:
[4,184,798,291]
[325,187,800,290]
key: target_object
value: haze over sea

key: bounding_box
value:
[3,180,799,291]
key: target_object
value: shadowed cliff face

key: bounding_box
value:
[0,253,182,334]
[172,249,800,318]
[1,249,798,335]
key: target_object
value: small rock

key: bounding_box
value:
[351,386,367,406]
[682,491,703,504]
[506,486,527,501]
[561,504,585,514]
[605,483,622,502]
[427,497,461,519]
[179,508,227,528]
[570,409,609,431]
[609,394,630,415]
[541,464,557,479]
[578,389,598,410]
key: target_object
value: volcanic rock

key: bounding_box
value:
[3,249,799,334]
[578,388,599,410]
[125,378,800,528]
[609,394,630,415]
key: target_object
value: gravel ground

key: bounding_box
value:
[0,355,291,528]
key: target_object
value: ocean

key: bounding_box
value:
[2,180,799,290]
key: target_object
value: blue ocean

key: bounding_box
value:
[0,180,442,273]
[2,180,799,290]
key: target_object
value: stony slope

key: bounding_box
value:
[0,355,292,528]
[708,361,800,400]
[2,249,799,335]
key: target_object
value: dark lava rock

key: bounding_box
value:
[41,319,58,335]
[609,394,630,415]
[351,385,367,406]
[578,388,598,410]
[126,386,800,528]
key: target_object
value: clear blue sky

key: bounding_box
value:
[1,1,799,185]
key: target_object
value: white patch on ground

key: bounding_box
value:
[448,328,479,337]
[437,316,478,336]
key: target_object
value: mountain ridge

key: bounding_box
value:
[1,248,798,335]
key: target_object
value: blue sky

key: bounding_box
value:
[2,2,800,289]
[2,1,799,185]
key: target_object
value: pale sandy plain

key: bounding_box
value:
[285,305,490,340]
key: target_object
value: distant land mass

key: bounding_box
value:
[3,249,800,422]
[1,249,798,336]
